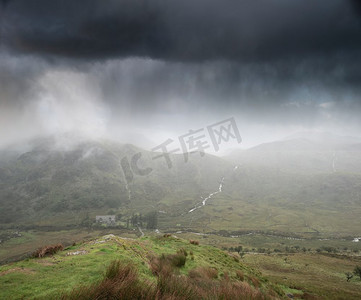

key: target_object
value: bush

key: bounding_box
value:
[32,244,64,258]
[189,267,218,280]
[190,240,199,245]
[104,260,136,281]
[211,281,264,300]
[321,246,337,253]
[61,261,154,300]
[345,272,354,282]
[177,248,188,257]
[248,276,260,288]
[236,270,245,281]
[149,250,187,276]
[169,253,187,268]
[354,265,361,280]
[157,273,197,299]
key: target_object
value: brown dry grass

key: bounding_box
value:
[0,267,36,277]
[189,266,218,280]
[61,251,275,300]
[32,244,64,258]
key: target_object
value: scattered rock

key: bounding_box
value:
[103,234,116,240]
[66,250,88,256]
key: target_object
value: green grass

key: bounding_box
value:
[0,234,281,300]
[243,252,361,299]
[0,228,138,264]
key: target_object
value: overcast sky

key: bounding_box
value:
[0,0,360,150]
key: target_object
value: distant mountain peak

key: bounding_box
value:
[283,131,361,145]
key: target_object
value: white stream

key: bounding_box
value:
[125,182,131,201]
[332,151,337,173]
[188,177,225,213]
[137,225,145,237]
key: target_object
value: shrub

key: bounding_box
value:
[236,270,245,281]
[189,267,218,280]
[211,281,265,300]
[149,256,173,278]
[221,271,230,281]
[61,261,154,300]
[248,276,260,288]
[190,240,199,245]
[157,273,197,299]
[32,244,64,258]
[104,260,136,281]
[354,265,361,280]
[177,248,188,257]
[345,272,354,282]
[321,246,337,253]
[149,251,187,276]
[169,253,187,268]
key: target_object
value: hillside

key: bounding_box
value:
[1,133,361,238]
[226,133,361,174]
[0,234,285,299]
[0,136,232,226]
[214,133,361,236]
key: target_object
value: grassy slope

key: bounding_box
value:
[244,253,361,300]
[0,140,230,226]
[0,235,283,300]
[0,228,139,264]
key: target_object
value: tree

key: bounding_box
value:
[235,245,243,253]
[146,211,158,229]
[354,266,361,280]
[139,213,143,227]
[345,272,354,282]
[81,212,92,228]
[107,209,116,215]
[131,214,139,226]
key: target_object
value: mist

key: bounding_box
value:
[1,0,361,151]
[2,3,361,297]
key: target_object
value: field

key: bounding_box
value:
[244,253,361,299]
[1,229,361,299]
[0,228,138,264]
[0,234,283,299]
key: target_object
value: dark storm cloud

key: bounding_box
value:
[1,0,361,149]
[1,0,360,63]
